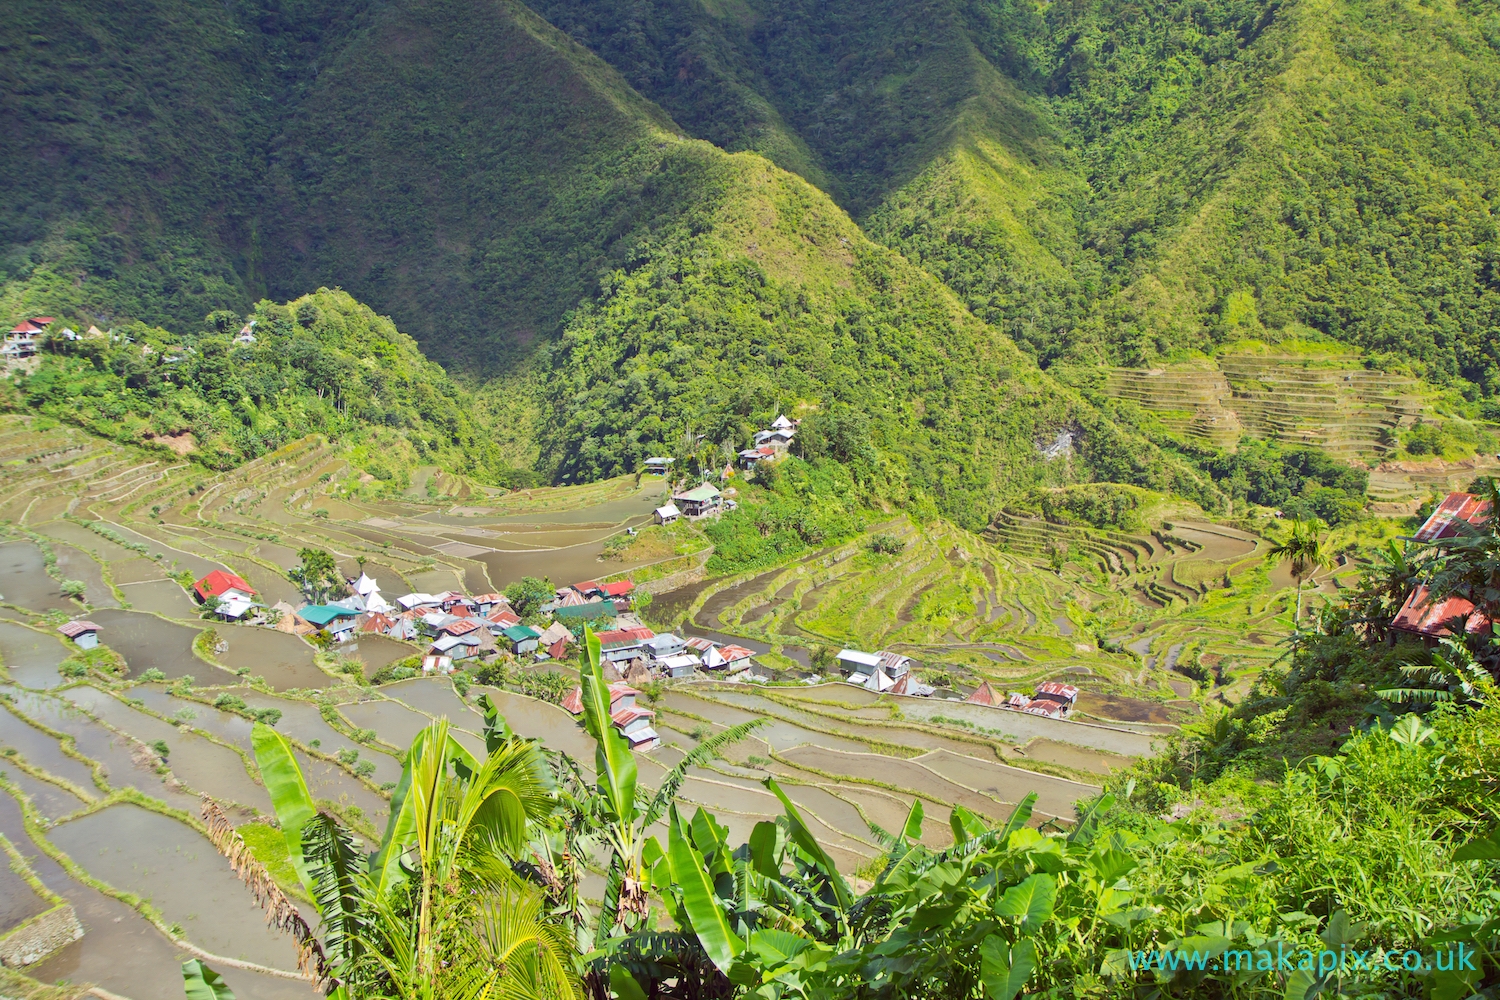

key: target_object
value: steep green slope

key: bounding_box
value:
[260,0,707,367]
[535,0,1500,390]
[12,289,519,481]
[0,0,362,331]
[533,141,1215,529]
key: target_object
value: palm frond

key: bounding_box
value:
[643,719,766,827]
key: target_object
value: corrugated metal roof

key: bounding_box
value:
[1414,492,1492,541]
[1391,584,1492,637]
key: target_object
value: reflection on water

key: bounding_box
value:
[0,542,69,613]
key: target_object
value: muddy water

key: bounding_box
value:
[660,692,868,754]
[0,541,70,612]
[836,786,954,850]
[891,697,1157,758]
[479,486,666,526]
[694,571,785,629]
[776,746,1011,822]
[0,838,47,927]
[1017,738,1132,776]
[87,609,222,682]
[61,687,270,812]
[117,578,198,617]
[33,520,141,561]
[3,767,88,820]
[0,620,67,688]
[339,698,436,751]
[475,688,594,761]
[236,693,403,786]
[295,750,389,829]
[347,635,418,675]
[49,804,309,971]
[914,749,1095,819]
[51,540,118,609]
[1172,522,1257,562]
[648,579,714,626]
[383,678,482,729]
[475,542,641,592]
[127,686,255,751]
[0,792,316,1000]
[217,627,328,691]
[0,701,100,791]
[711,689,999,758]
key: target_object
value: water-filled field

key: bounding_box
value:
[0,413,1345,998]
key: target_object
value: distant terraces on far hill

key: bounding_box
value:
[1106,353,1423,460]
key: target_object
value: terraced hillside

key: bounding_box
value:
[1105,350,1428,460]
[0,412,1395,996]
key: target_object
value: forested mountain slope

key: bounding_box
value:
[536,0,1500,386]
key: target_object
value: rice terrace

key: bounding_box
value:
[0,392,1495,996]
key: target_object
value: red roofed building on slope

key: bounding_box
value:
[194,570,256,602]
[1389,492,1495,644]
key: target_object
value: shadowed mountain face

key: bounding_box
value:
[3,0,1499,390]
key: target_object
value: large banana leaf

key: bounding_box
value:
[667,805,745,973]
[181,958,236,999]
[578,627,637,824]
[763,776,852,911]
[370,723,426,895]
[251,722,318,894]
[900,798,924,846]
[748,820,782,879]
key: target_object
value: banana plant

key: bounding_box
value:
[249,714,570,998]
[567,625,766,948]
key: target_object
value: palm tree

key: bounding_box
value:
[1267,519,1332,624]
[244,717,575,999]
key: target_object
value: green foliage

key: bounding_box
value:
[504,576,556,618]
[1206,439,1369,523]
[1024,483,1147,531]
[14,290,527,480]
[512,669,573,705]
[704,459,865,572]
[866,533,905,555]
[213,693,247,713]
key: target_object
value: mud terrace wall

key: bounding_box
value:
[0,904,83,967]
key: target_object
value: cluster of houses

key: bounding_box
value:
[187,567,764,705]
[835,648,933,695]
[738,414,799,468]
[553,629,760,750]
[965,679,1082,720]
[645,415,802,524]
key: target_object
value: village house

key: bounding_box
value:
[234,321,257,345]
[737,445,777,469]
[432,632,482,660]
[718,644,755,673]
[57,620,100,650]
[561,681,639,716]
[597,626,655,663]
[553,601,615,626]
[397,592,443,612]
[657,653,699,678]
[194,570,257,605]
[1022,681,1080,719]
[684,636,728,670]
[643,457,674,476]
[470,592,508,615]
[966,681,1002,706]
[654,502,681,525]
[422,655,454,675]
[484,607,522,631]
[1390,491,1494,644]
[644,633,686,659]
[298,604,361,640]
[672,483,723,518]
[3,317,52,360]
[502,624,541,655]
[612,702,660,750]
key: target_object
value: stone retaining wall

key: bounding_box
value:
[0,903,84,967]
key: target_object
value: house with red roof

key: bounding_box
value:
[193,570,256,603]
[57,620,100,649]
[596,627,655,662]
[1390,492,1495,644]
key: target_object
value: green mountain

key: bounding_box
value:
[533,0,1500,387]
[4,0,1499,513]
